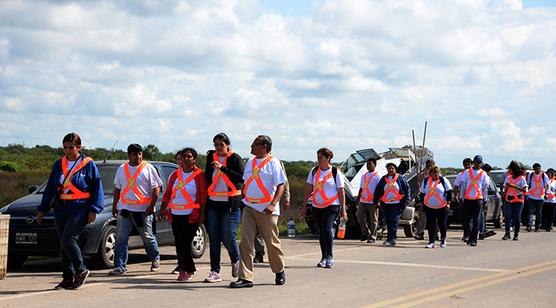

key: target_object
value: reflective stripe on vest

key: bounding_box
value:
[207,151,241,198]
[505,175,524,203]
[59,156,93,200]
[424,177,446,208]
[529,173,545,198]
[311,168,339,208]
[464,169,484,200]
[119,161,152,205]
[244,156,273,204]
[360,171,378,203]
[381,174,404,203]
[547,179,556,199]
[169,167,202,210]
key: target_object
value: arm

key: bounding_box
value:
[265,184,285,214]
[373,177,386,206]
[146,186,160,216]
[220,153,245,183]
[339,187,347,220]
[112,188,121,218]
[37,160,60,213]
[401,178,410,206]
[300,183,313,217]
[197,172,208,225]
[87,161,104,215]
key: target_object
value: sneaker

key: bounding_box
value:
[526,226,532,232]
[325,258,334,268]
[231,261,240,278]
[367,238,376,244]
[439,240,447,248]
[177,271,193,282]
[513,234,519,241]
[150,260,160,272]
[534,228,540,232]
[469,241,477,247]
[382,240,391,246]
[317,259,326,267]
[253,254,264,263]
[54,279,73,290]
[171,266,180,274]
[479,233,485,240]
[108,267,127,275]
[204,271,223,283]
[425,243,436,249]
[461,236,469,242]
[414,234,424,240]
[502,233,511,240]
[72,269,90,289]
[360,235,368,241]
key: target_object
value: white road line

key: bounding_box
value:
[289,256,509,273]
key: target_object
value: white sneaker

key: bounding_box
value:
[440,240,447,248]
[108,267,126,275]
[425,243,436,249]
[204,271,223,283]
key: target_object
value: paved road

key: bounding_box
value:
[1,229,556,307]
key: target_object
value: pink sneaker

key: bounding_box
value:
[204,271,223,283]
[177,271,193,282]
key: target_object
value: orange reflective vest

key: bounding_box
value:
[381,174,404,203]
[547,179,556,199]
[424,177,446,208]
[505,175,525,203]
[243,156,273,204]
[59,156,93,200]
[169,167,202,210]
[311,168,339,208]
[207,151,241,198]
[528,173,545,198]
[119,161,152,206]
[464,169,484,200]
[360,171,378,203]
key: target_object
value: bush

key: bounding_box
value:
[0,161,19,173]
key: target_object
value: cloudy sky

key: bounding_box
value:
[1,0,555,168]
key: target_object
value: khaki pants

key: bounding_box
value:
[356,202,380,239]
[239,206,285,281]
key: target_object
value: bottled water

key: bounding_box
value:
[287,218,296,238]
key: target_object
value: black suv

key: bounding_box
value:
[1,160,207,269]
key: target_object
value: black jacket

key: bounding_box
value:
[204,150,245,208]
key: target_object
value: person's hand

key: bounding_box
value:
[263,203,276,214]
[212,161,222,169]
[341,208,348,222]
[112,207,118,218]
[87,212,96,224]
[446,202,451,209]
[146,205,155,216]
[36,211,45,224]
[198,212,205,225]
[282,200,291,211]
[158,209,168,221]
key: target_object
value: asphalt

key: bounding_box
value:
[1,228,556,308]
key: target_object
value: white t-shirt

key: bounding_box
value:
[503,175,527,201]
[114,162,163,212]
[454,170,467,200]
[359,171,380,204]
[307,167,345,208]
[460,168,489,201]
[168,169,197,215]
[59,159,79,194]
[420,177,452,208]
[527,172,550,201]
[546,179,556,203]
[382,175,403,204]
[242,156,286,216]
[209,156,229,202]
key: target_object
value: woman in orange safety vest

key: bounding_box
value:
[502,160,527,241]
[419,165,452,248]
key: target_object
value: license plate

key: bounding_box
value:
[15,232,38,244]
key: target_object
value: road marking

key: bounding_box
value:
[323,259,508,273]
[285,246,367,259]
[364,259,556,308]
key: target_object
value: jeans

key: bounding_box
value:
[205,203,240,273]
[114,211,160,270]
[542,202,556,230]
[171,214,198,273]
[504,201,523,235]
[423,206,448,243]
[313,204,340,259]
[383,202,403,242]
[54,209,89,280]
[527,199,544,229]
[478,206,486,234]
[463,199,482,243]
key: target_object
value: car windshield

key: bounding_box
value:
[490,172,507,187]
[37,164,118,194]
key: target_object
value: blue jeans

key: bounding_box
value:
[54,209,89,280]
[478,207,486,234]
[527,199,543,228]
[206,202,240,273]
[504,201,523,234]
[383,203,403,242]
[313,204,340,259]
[114,211,160,270]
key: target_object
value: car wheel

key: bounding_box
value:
[7,254,28,269]
[404,223,416,238]
[91,225,116,269]
[191,224,207,259]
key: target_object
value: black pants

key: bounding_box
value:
[424,206,448,244]
[542,202,556,230]
[463,199,482,243]
[313,204,340,259]
[171,214,198,273]
[383,203,403,242]
[527,199,543,229]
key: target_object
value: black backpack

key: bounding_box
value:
[311,166,339,186]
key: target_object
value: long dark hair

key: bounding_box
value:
[507,160,523,177]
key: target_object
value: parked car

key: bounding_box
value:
[0,160,208,269]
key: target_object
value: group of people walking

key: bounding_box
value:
[37,132,556,290]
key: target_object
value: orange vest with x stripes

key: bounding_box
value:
[169,167,202,210]
[243,156,273,204]
[424,177,446,208]
[547,179,556,200]
[505,175,525,203]
[360,171,378,203]
[381,174,404,203]
[207,151,241,198]
[528,173,546,198]
[59,156,93,201]
[464,169,484,200]
[119,161,152,206]
[311,168,339,208]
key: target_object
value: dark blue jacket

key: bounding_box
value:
[373,174,410,207]
[37,155,104,214]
